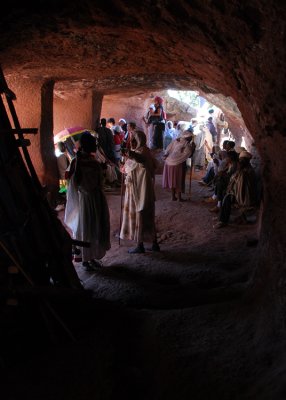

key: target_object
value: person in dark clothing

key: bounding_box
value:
[149,96,166,149]
[214,151,257,228]
[118,118,128,134]
[209,150,239,213]
[225,140,236,152]
[121,121,136,151]
[206,117,218,143]
[107,117,116,133]
[97,118,116,163]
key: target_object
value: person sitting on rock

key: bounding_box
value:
[208,150,239,213]
[198,144,221,186]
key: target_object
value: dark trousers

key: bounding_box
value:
[203,167,215,184]
[214,175,229,201]
[219,193,234,223]
[153,122,165,149]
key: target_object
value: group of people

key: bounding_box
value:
[54,99,261,270]
[63,128,161,270]
[199,140,261,228]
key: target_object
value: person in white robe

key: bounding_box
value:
[120,130,159,254]
[192,121,213,170]
[64,132,111,270]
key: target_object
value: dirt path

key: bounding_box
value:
[68,169,259,309]
[7,170,265,400]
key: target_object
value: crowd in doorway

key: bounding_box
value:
[53,95,262,270]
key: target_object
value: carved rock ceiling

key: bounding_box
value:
[0,1,285,135]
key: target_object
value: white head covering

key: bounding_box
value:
[119,118,126,124]
[114,125,123,133]
[149,104,155,110]
[165,131,194,166]
[177,121,191,134]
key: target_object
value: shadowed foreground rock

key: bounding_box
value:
[0,2,286,399]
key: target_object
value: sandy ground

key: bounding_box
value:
[71,169,260,308]
[4,169,283,400]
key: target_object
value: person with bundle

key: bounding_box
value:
[162,129,196,202]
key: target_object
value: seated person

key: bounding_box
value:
[208,150,239,212]
[199,145,221,186]
[214,151,257,228]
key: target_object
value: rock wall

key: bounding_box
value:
[0,1,285,293]
[53,88,93,135]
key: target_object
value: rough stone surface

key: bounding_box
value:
[1,2,286,398]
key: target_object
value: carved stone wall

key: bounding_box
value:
[0,1,285,293]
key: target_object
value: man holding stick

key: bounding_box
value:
[119,130,160,254]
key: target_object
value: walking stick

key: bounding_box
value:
[188,143,196,199]
[188,158,194,199]
[118,169,125,246]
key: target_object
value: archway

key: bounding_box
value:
[0,2,286,398]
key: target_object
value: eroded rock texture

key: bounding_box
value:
[0,2,286,398]
[1,1,284,284]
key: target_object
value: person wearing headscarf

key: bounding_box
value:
[118,118,127,134]
[120,130,160,254]
[64,132,111,269]
[113,125,124,164]
[162,130,196,201]
[192,120,213,170]
[142,104,156,148]
[163,120,176,150]
[214,150,257,228]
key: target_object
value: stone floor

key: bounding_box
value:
[2,169,269,400]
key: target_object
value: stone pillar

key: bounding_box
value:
[6,76,45,183]
[53,88,93,134]
[40,79,59,205]
[6,75,60,205]
[91,90,103,130]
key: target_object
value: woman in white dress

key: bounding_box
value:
[64,132,111,270]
